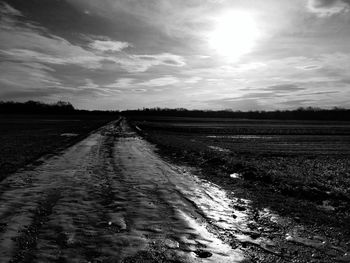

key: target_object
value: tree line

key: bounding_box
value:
[0,101,118,115]
[2,101,349,120]
[122,107,350,121]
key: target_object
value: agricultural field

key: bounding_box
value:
[0,114,117,180]
[128,116,350,232]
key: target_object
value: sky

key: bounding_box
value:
[0,0,350,110]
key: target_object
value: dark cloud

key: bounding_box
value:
[281,99,316,106]
[239,92,276,99]
[2,0,116,44]
[265,84,305,92]
[341,78,350,84]
[311,0,350,8]
[302,91,339,96]
[0,87,69,101]
[308,0,350,15]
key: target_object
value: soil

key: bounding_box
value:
[0,119,349,262]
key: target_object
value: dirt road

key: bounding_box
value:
[0,120,247,262]
[0,120,348,263]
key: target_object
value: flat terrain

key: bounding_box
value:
[130,117,350,199]
[0,118,349,262]
[128,116,350,260]
[0,120,246,262]
[0,114,116,180]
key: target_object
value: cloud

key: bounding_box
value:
[0,62,115,101]
[235,62,267,71]
[1,48,103,69]
[0,62,61,89]
[0,2,22,17]
[132,89,147,93]
[184,76,202,84]
[301,90,339,96]
[104,78,135,89]
[134,53,186,67]
[89,39,131,52]
[67,0,222,38]
[1,1,349,110]
[205,97,268,111]
[0,3,105,69]
[0,61,72,101]
[280,99,316,107]
[138,76,180,87]
[0,88,68,101]
[265,84,305,92]
[308,0,350,16]
[104,76,180,91]
[106,53,185,73]
[296,65,322,70]
[0,3,185,74]
[74,79,118,97]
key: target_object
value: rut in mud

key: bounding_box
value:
[0,120,348,263]
[0,120,248,262]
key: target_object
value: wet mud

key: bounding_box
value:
[0,120,348,262]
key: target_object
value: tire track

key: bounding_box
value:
[11,190,61,263]
[0,119,247,262]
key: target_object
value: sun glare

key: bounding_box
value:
[209,11,260,61]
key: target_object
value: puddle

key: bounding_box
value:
[171,171,250,231]
[178,210,244,262]
[194,250,213,258]
[286,234,326,249]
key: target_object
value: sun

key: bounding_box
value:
[209,11,260,61]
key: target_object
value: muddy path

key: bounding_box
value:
[0,120,348,262]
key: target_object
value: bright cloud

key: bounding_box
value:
[105,78,135,89]
[89,40,131,52]
[138,76,180,87]
[184,77,202,84]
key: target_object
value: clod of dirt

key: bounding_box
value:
[195,249,213,258]
[164,239,179,249]
[230,173,241,179]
